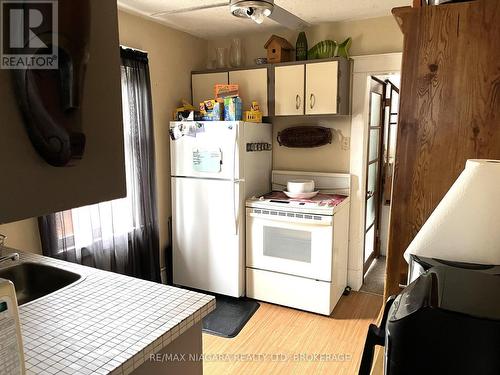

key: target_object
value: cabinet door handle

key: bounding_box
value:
[310,93,316,109]
[296,94,301,110]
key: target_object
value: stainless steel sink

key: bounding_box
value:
[0,262,82,305]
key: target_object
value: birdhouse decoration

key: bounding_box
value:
[264,35,294,63]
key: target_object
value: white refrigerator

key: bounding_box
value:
[170,121,272,297]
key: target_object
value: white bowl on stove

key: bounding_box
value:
[287,180,315,194]
[284,191,319,199]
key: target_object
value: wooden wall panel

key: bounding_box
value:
[385,0,500,298]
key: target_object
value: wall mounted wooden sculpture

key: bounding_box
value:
[13,0,91,167]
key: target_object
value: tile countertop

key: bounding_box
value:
[4,251,215,375]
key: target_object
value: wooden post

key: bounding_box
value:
[385,0,500,299]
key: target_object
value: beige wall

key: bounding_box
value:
[118,10,207,269]
[207,16,403,67]
[0,220,42,254]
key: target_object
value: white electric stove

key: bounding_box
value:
[245,171,351,315]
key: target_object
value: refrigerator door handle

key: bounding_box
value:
[232,179,244,235]
[233,181,238,235]
[233,123,239,180]
[232,124,240,236]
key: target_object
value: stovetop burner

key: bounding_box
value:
[262,191,347,207]
[246,191,348,216]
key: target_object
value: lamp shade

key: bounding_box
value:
[404,159,500,265]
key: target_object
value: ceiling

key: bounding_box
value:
[117,0,410,38]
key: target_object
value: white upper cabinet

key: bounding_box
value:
[274,65,305,116]
[192,72,228,105]
[229,68,268,116]
[191,58,350,118]
[305,61,339,115]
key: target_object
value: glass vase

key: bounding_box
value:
[216,47,228,69]
[229,38,244,68]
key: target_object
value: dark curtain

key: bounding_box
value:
[38,47,160,283]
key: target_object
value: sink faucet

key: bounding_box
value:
[0,234,19,266]
[0,252,20,266]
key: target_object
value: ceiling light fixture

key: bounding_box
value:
[230,0,274,24]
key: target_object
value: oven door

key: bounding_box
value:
[246,208,334,282]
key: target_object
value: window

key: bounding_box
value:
[54,73,138,254]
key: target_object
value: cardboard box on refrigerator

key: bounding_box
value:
[224,97,242,121]
[215,84,239,99]
[199,99,224,121]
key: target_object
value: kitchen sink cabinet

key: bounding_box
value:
[229,68,268,116]
[8,251,214,375]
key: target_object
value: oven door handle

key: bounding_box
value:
[248,212,333,227]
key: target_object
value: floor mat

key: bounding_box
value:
[360,256,386,295]
[202,296,260,338]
